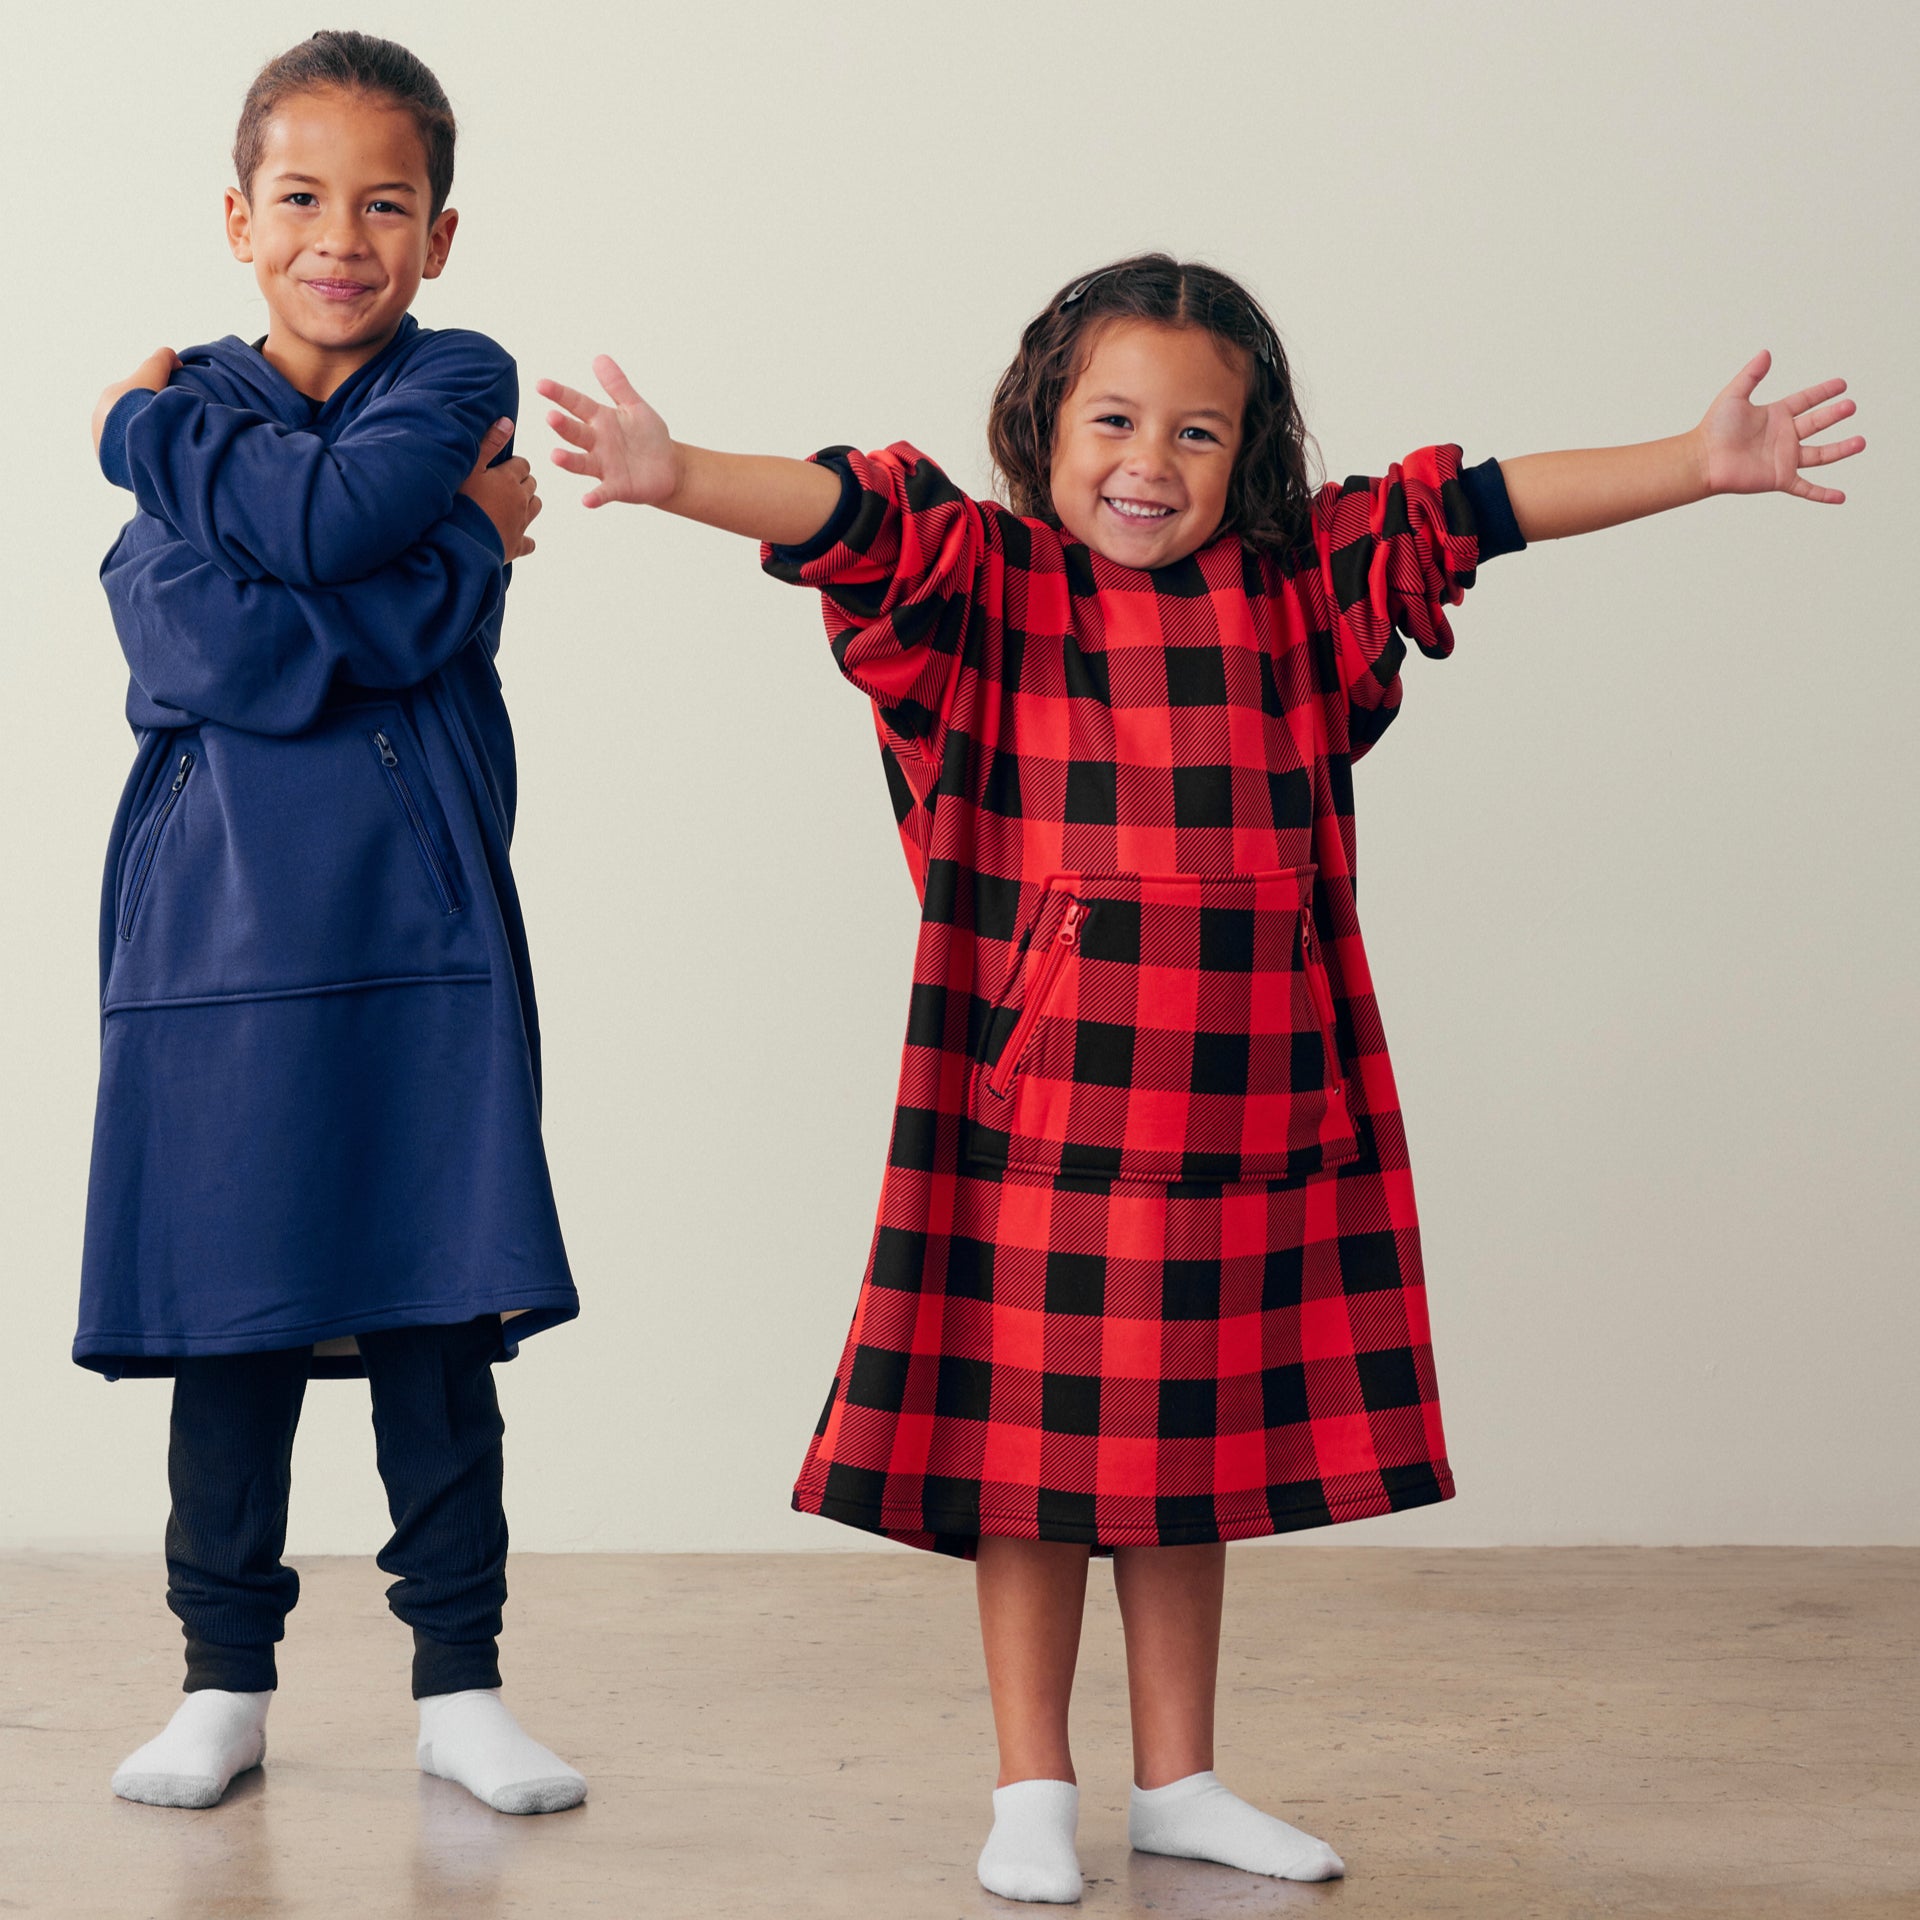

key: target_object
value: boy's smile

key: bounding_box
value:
[224,90,456,401]
[1047,319,1251,568]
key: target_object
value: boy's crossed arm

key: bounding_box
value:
[104,489,516,736]
[90,340,541,582]
[92,352,543,734]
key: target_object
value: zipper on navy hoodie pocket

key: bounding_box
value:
[118,751,194,941]
[373,729,459,914]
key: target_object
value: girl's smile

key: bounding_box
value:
[1048,318,1251,567]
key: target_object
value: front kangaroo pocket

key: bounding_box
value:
[970,868,1360,1184]
[103,703,486,1009]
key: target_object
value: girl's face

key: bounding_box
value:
[1047,318,1250,568]
[225,88,455,398]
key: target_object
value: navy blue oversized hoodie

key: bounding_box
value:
[76,316,577,1377]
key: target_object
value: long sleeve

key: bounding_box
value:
[1313,443,1488,758]
[101,496,505,736]
[762,444,986,762]
[105,331,515,588]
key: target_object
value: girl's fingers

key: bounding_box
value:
[1797,434,1866,467]
[1793,397,1854,438]
[1781,377,1846,416]
[1790,478,1845,504]
[592,354,643,408]
[1727,348,1771,400]
[545,407,595,451]
[550,445,591,475]
[535,377,600,421]
[581,487,608,510]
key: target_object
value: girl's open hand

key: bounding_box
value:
[91,346,180,455]
[536,356,678,509]
[1696,350,1864,505]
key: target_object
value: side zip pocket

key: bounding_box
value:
[373,730,460,914]
[119,751,194,941]
[1299,911,1345,1095]
[986,900,1087,1098]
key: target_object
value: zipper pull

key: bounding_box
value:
[374,730,399,768]
[170,752,192,792]
[1057,902,1087,947]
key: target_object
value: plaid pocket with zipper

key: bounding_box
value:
[969,867,1360,1185]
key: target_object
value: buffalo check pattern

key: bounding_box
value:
[765,441,1485,1554]
[971,865,1363,1185]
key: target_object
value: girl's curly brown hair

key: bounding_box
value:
[988,253,1317,553]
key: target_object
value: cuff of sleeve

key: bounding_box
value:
[1459,457,1525,560]
[98,389,156,491]
[446,491,506,560]
[767,452,860,566]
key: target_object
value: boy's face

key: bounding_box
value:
[225,88,455,390]
[1048,319,1250,568]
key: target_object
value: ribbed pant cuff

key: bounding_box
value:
[184,1635,278,1694]
[411,1629,502,1700]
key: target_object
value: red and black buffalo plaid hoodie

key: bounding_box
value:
[764,441,1522,1554]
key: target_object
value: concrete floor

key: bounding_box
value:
[0,1549,1914,1919]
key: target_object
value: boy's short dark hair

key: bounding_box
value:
[233,30,457,219]
[988,253,1318,554]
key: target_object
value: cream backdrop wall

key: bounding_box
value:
[2,0,1913,1555]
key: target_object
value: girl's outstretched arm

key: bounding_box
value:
[537,356,842,546]
[1499,351,1864,542]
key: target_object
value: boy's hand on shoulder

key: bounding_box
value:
[92,347,180,454]
[459,418,543,559]
[1694,349,1864,505]
[537,356,680,509]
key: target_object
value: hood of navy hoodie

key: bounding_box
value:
[172,313,424,426]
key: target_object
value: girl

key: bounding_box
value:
[540,255,1860,1900]
[83,33,584,1816]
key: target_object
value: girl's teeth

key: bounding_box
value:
[1107,498,1171,520]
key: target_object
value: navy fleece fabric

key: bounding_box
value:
[77,317,577,1377]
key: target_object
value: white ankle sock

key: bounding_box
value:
[416,1689,586,1815]
[111,1689,270,1809]
[1129,1770,1343,1881]
[977,1778,1082,1904]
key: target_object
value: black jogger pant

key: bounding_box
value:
[164,1316,508,1699]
